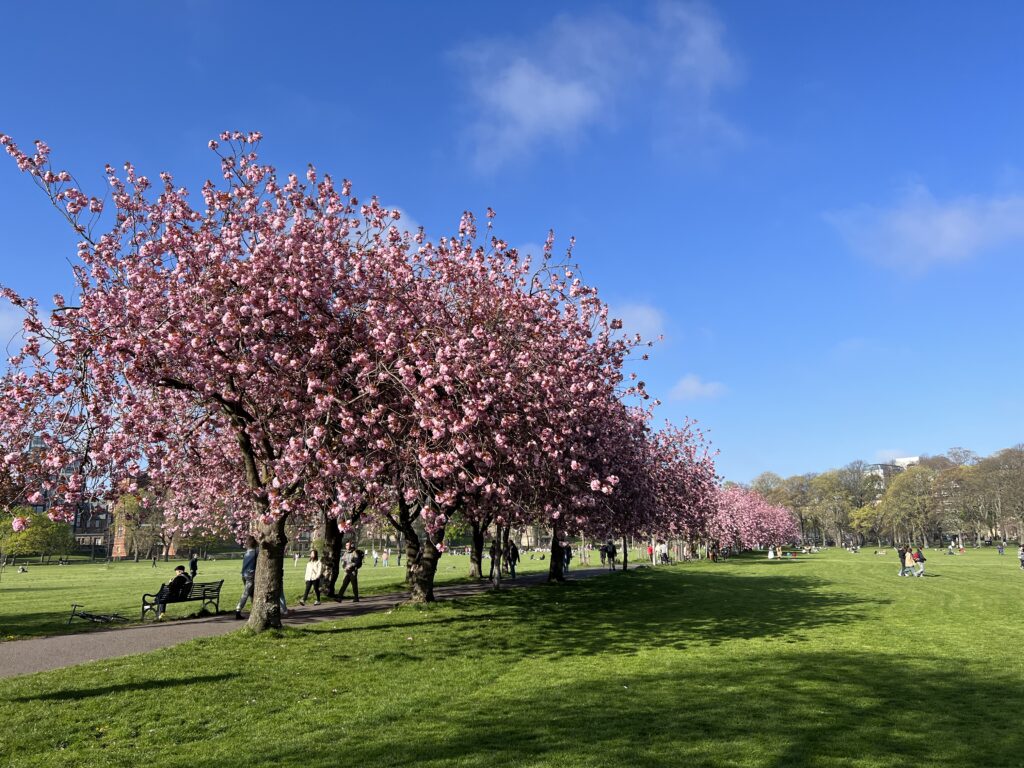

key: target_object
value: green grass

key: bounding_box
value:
[2,548,1024,767]
[0,549,619,640]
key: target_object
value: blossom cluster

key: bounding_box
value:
[0,132,795,567]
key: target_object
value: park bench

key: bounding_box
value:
[141,579,223,620]
[68,603,129,625]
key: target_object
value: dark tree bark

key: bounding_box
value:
[548,528,565,582]
[248,514,288,632]
[395,496,442,602]
[490,524,505,589]
[322,515,342,597]
[621,535,629,571]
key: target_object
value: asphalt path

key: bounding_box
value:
[0,563,621,679]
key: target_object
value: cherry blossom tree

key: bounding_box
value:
[709,486,801,552]
[0,132,404,630]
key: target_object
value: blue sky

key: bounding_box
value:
[1,1,1023,482]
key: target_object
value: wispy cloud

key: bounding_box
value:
[827,184,1024,273]
[670,373,725,400]
[610,302,666,341]
[454,1,742,171]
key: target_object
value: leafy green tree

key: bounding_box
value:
[0,507,74,561]
[809,470,853,546]
[879,465,937,545]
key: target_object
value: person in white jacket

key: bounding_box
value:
[298,549,324,606]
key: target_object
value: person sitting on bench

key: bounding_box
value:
[157,565,192,620]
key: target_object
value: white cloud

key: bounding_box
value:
[670,373,725,400]
[610,302,666,341]
[516,242,547,259]
[455,1,742,171]
[389,207,423,238]
[827,184,1024,272]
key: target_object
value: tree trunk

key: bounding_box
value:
[247,514,288,632]
[548,529,565,582]
[491,525,505,589]
[322,516,342,597]
[621,535,629,571]
[469,520,486,579]
[396,498,441,602]
[405,534,441,602]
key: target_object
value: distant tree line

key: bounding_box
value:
[749,446,1024,547]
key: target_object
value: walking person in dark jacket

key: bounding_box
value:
[338,541,362,602]
[189,552,199,580]
[506,541,520,579]
[235,536,258,619]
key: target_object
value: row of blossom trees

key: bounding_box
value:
[0,132,798,631]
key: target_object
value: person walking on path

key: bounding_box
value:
[298,549,323,606]
[606,541,617,571]
[157,565,192,620]
[896,546,908,576]
[188,553,199,580]
[235,536,258,619]
[563,542,573,573]
[382,548,390,568]
[913,547,926,577]
[338,541,362,602]
[506,540,519,579]
[372,549,379,567]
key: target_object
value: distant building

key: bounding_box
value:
[865,456,920,489]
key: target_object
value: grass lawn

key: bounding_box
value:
[2,548,1024,767]
[0,548,623,641]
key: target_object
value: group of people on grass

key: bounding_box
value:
[647,541,670,565]
[487,539,521,579]
[896,545,926,577]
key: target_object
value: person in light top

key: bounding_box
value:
[299,549,324,606]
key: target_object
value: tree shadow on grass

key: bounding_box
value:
[422,568,889,659]
[296,651,1023,768]
[12,672,236,702]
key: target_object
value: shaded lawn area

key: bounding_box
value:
[0,551,591,641]
[2,550,1024,766]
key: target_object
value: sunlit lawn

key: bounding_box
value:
[3,548,1024,767]
[0,548,617,641]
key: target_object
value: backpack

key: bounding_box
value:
[355,549,365,569]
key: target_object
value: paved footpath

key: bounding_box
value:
[0,565,618,680]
